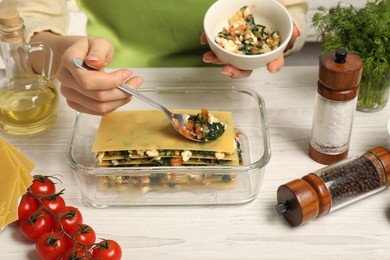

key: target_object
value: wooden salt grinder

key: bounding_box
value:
[309,49,363,165]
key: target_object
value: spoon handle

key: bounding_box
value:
[117,83,172,117]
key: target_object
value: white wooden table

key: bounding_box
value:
[1,66,389,260]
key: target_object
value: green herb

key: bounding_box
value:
[149,174,164,185]
[199,158,226,165]
[188,112,225,141]
[203,121,225,141]
[222,175,232,182]
[312,0,390,110]
[151,157,171,166]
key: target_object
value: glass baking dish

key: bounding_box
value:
[66,85,271,207]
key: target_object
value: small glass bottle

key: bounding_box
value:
[309,49,363,164]
[276,146,390,226]
[0,7,58,136]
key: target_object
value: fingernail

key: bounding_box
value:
[83,56,101,69]
[86,55,99,61]
[122,70,133,82]
[136,77,144,85]
[221,70,232,77]
[203,57,211,64]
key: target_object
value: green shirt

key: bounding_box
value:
[76,0,215,68]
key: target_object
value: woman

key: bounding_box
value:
[0,0,308,115]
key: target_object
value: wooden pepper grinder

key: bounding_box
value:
[309,49,363,165]
[276,146,390,226]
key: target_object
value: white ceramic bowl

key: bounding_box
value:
[204,0,293,70]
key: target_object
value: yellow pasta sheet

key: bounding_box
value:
[92,110,237,154]
[0,137,35,230]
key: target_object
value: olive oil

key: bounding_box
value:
[0,8,58,136]
[0,74,58,135]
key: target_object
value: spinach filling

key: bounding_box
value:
[215,6,280,55]
[188,113,225,141]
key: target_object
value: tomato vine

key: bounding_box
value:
[16,175,122,260]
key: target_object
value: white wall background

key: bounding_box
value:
[305,0,367,41]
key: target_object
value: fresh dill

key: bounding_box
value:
[312,0,390,110]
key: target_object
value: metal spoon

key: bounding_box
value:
[72,57,207,143]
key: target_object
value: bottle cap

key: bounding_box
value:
[0,8,23,42]
[318,49,363,100]
[276,179,320,226]
[0,8,20,27]
[334,48,347,64]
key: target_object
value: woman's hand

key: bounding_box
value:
[267,23,301,73]
[55,37,144,115]
[201,33,252,79]
[201,23,301,78]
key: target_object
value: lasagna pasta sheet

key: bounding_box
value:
[92,110,240,166]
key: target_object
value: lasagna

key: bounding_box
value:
[92,109,242,191]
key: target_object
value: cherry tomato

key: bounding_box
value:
[59,246,91,260]
[67,224,96,248]
[17,194,38,222]
[53,206,83,233]
[29,175,56,195]
[92,239,122,260]
[20,211,53,241]
[41,193,66,214]
[36,231,69,260]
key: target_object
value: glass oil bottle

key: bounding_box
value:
[0,7,58,136]
[276,146,390,226]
